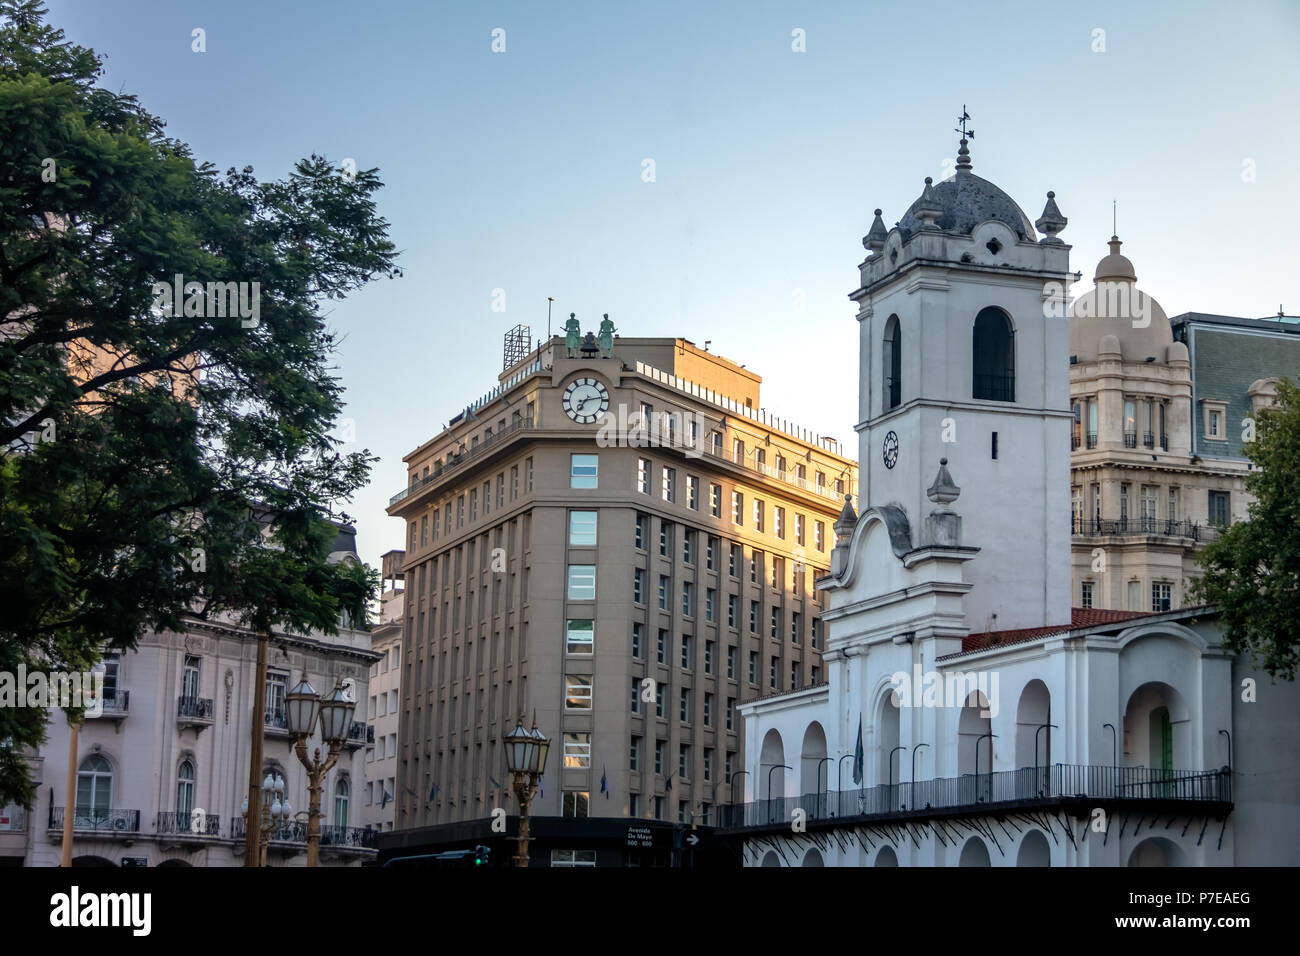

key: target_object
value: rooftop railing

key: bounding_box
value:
[1072,516,1220,541]
[390,416,534,506]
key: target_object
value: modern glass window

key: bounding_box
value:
[570,454,599,489]
[709,483,722,517]
[814,520,825,552]
[176,759,195,818]
[682,582,693,616]
[551,849,598,867]
[567,565,596,600]
[566,619,594,654]
[732,491,743,525]
[662,467,676,502]
[563,732,592,768]
[658,575,668,610]
[633,568,645,604]
[635,513,647,550]
[569,510,598,546]
[565,675,593,709]
[638,458,652,494]
[687,476,699,510]
[681,635,692,669]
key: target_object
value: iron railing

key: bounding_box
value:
[718,763,1230,830]
[390,416,535,506]
[156,811,221,836]
[1072,516,1216,540]
[49,806,140,833]
[90,689,129,715]
[344,721,368,747]
[1143,431,1155,449]
[973,374,1015,403]
[1123,431,1137,448]
[320,825,378,848]
[177,696,214,721]
[1086,431,1098,449]
[264,708,288,731]
[229,817,307,843]
[1160,433,1169,451]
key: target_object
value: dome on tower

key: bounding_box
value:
[1094,235,1136,282]
[1069,235,1174,363]
[897,172,1038,242]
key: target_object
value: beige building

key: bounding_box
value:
[1068,237,1260,612]
[362,550,405,832]
[1,527,379,867]
[387,333,857,834]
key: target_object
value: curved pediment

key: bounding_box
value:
[833,503,913,593]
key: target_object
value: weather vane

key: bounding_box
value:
[955,105,974,140]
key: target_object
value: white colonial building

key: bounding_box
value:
[732,133,1300,867]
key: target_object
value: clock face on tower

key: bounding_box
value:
[562,377,610,424]
[882,430,900,469]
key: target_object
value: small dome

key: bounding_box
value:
[896,170,1037,242]
[1094,236,1136,282]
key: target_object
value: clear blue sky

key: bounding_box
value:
[46,0,1300,569]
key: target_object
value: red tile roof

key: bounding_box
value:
[947,607,1155,657]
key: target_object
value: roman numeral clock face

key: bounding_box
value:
[882,430,900,469]
[563,377,610,424]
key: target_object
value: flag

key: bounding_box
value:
[600,765,609,799]
[489,776,502,791]
[852,715,864,786]
[380,787,391,809]
[664,772,673,793]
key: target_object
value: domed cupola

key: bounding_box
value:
[895,135,1038,242]
[1094,235,1137,282]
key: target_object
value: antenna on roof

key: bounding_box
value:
[1113,199,1117,236]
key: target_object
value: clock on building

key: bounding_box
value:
[882,430,899,469]
[562,377,610,424]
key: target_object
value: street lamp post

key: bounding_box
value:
[503,714,550,867]
[242,772,292,867]
[286,679,356,867]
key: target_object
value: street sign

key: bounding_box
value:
[686,833,699,846]
[626,825,656,849]
[120,857,148,867]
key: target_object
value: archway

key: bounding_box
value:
[958,690,993,802]
[958,837,991,867]
[71,856,115,867]
[760,851,780,868]
[1016,830,1051,867]
[1015,680,1051,797]
[973,307,1015,402]
[878,689,901,805]
[157,859,193,868]
[875,845,899,867]
[1128,837,1186,867]
[799,722,828,817]
[883,315,902,410]
[802,847,824,867]
[1122,682,1191,794]
[759,729,787,823]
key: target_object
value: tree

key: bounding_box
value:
[0,0,399,807]
[1192,377,1300,681]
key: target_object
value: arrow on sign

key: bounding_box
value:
[686,833,699,846]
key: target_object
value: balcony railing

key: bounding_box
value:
[973,374,1015,403]
[1143,431,1155,449]
[718,764,1230,830]
[1160,433,1168,451]
[320,825,378,849]
[177,696,214,722]
[344,720,368,749]
[48,806,140,834]
[702,445,847,503]
[1123,430,1137,448]
[156,811,221,837]
[390,416,535,506]
[264,708,289,733]
[88,689,129,718]
[1072,516,1217,540]
[1086,432,1097,449]
[366,725,375,744]
[229,817,307,843]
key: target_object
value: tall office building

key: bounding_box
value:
[383,333,856,865]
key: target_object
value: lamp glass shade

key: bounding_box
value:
[241,796,248,814]
[262,772,274,791]
[286,679,320,736]
[528,725,549,774]
[281,800,292,819]
[503,719,534,774]
[319,683,356,744]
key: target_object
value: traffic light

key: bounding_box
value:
[473,844,490,866]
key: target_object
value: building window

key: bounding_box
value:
[791,612,801,644]
[750,600,759,634]
[564,733,595,770]
[524,457,533,492]
[682,582,693,617]
[630,678,641,713]
[704,639,714,674]
[638,457,651,494]
[570,453,598,489]
[334,778,350,826]
[662,467,676,503]
[972,306,1015,402]
[658,575,668,611]
[770,607,779,639]
[1208,490,1230,527]
[511,466,519,500]
[660,522,671,557]
[727,595,737,628]
[632,622,643,658]
[709,483,722,517]
[748,651,757,685]
[774,506,785,539]
[629,793,641,817]
[795,514,805,546]
[182,655,200,701]
[469,488,477,521]
[1152,582,1172,613]
[682,530,694,565]
[655,740,665,774]
[769,655,778,689]
[176,759,195,819]
[751,551,762,584]
[706,536,718,570]
[75,754,113,823]
[633,568,645,605]
[552,849,598,867]
[679,744,690,778]
[814,520,825,552]
[1081,581,1094,609]
[562,792,590,818]
[687,476,699,510]
[657,629,666,664]
[630,736,641,771]
[568,510,598,546]
[727,646,736,679]
[564,676,593,710]
[790,661,799,688]
[680,635,692,669]
[726,697,736,731]
[635,513,647,550]
[567,565,596,600]
[704,750,713,782]
[705,589,715,623]
[704,692,713,726]
[753,499,765,532]
[729,544,740,577]
[884,314,902,410]
[770,556,783,590]
[1127,580,1142,612]
[655,683,665,718]
[679,688,690,722]
[566,619,594,654]
[265,672,287,722]
[732,491,743,525]
[732,438,745,463]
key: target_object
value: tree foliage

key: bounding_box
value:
[1192,377,1300,681]
[0,1,398,806]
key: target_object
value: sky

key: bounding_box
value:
[44,0,1300,570]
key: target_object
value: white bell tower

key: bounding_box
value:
[848,124,1073,633]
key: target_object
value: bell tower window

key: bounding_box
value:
[883,315,901,411]
[972,307,1015,402]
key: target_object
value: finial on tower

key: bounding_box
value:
[863,208,888,253]
[955,105,974,171]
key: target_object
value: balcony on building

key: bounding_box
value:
[717,763,1231,832]
[319,824,379,857]
[1086,432,1098,449]
[1123,430,1137,448]
[48,806,141,837]
[390,413,536,508]
[1071,515,1219,541]
[229,815,306,853]
[264,707,290,738]
[88,689,129,723]
[343,720,368,750]
[155,810,222,842]
[176,695,215,731]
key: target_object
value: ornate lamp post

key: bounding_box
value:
[286,678,355,867]
[503,714,550,867]
[242,772,291,867]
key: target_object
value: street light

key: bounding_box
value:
[286,678,355,867]
[242,772,291,866]
[504,713,550,867]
